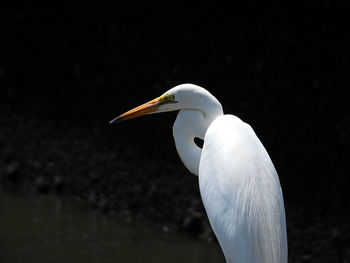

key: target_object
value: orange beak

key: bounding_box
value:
[110,97,162,124]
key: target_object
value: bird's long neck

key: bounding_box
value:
[173,94,223,175]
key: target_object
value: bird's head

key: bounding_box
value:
[109,84,210,123]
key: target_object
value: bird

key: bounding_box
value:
[110,83,287,263]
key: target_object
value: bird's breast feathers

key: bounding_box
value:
[198,115,287,263]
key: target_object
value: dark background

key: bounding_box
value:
[1,2,349,262]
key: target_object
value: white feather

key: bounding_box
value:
[113,83,288,263]
[199,115,287,263]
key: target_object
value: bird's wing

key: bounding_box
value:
[199,115,287,263]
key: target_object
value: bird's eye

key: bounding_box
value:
[161,94,175,103]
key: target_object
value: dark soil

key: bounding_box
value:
[1,112,349,262]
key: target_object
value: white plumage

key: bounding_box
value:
[110,84,288,263]
[200,115,287,263]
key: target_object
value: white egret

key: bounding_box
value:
[110,84,287,263]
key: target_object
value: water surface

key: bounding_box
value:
[0,192,224,263]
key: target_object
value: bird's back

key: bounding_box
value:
[199,115,287,263]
